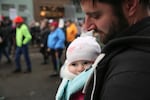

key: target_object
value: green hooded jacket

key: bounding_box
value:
[16,24,32,47]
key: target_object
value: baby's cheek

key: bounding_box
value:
[68,66,77,75]
[85,64,92,69]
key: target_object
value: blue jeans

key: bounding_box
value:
[50,48,63,72]
[0,47,11,62]
[15,44,31,70]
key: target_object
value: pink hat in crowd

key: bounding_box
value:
[50,21,58,27]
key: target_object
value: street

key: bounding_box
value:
[0,46,62,100]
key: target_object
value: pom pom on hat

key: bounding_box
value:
[66,36,101,64]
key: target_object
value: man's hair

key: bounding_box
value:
[65,19,72,23]
[139,0,150,8]
[80,0,150,9]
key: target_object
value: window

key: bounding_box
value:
[1,4,15,11]
[19,5,27,12]
[72,0,82,13]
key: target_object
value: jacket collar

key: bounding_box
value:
[102,17,150,54]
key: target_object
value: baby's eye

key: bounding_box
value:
[83,61,90,65]
[71,63,77,67]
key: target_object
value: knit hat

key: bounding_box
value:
[66,36,101,64]
[13,16,24,23]
[60,36,101,80]
[50,21,58,27]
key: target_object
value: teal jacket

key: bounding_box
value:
[16,24,32,47]
[56,68,93,100]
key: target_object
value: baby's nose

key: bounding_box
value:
[77,65,85,72]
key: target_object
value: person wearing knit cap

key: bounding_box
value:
[56,36,101,100]
[13,16,32,73]
[47,21,65,76]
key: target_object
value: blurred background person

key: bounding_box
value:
[0,20,11,64]
[29,21,40,47]
[47,21,65,77]
[65,19,78,48]
[39,19,50,65]
[13,16,32,73]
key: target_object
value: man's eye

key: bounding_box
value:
[92,15,100,19]
[90,13,101,19]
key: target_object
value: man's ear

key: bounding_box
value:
[123,0,139,16]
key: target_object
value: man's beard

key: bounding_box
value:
[100,13,129,44]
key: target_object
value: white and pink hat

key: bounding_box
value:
[66,36,101,64]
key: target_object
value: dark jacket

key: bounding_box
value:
[84,17,150,100]
[40,27,50,47]
[0,26,8,48]
[39,27,50,53]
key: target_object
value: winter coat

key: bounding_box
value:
[0,25,12,48]
[47,28,65,50]
[56,68,93,100]
[39,27,50,53]
[84,17,150,100]
[16,24,32,47]
[0,28,7,48]
[40,27,50,47]
[66,23,78,42]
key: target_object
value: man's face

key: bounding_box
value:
[65,21,70,27]
[80,1,128,44]
[49,25,55,32]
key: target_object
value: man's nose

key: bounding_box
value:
[84,16,96,31]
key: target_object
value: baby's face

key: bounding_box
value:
[68,60,93,75]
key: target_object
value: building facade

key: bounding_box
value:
[0,0,34,24]
[33,0,70,21]
[0,0,84,24]
[33,0,84,22]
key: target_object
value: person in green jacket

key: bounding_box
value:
[13,16,32,73]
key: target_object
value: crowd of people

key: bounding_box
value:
[1,0,149,99]
[0,15,85,100]
[0,15,100,74]
[0,14,102,99]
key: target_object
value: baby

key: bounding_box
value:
[56,36,101,100]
